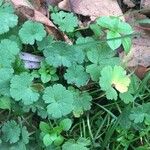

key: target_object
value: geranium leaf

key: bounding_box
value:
[64,65,89,87]
[10,72,40,105]
[44,41,84,67]
[0,3,18,34]
[99,66,130,100]
[2,120,21,144]
[19,21,46,45]
[43,84,74,118]
[51,11,78,32]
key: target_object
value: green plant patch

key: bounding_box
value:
[0,1,149,150]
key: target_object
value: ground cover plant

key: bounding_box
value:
[0,0,150,149]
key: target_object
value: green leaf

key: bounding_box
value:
[54,135,64,146]
[70,88,92,117]
[62,138,90,150]
[105,88,118,100]
[119,92,134,104]
[0,96,11,110]
[38,61,58,83]
[51,11,78,32]
[21,126,29,144]
[117,21,133,34]
[59,118,72,131]
[44,41,84,67]
[119,106,132,129]
[43,133,57,147]
[107,31,121,50]
[129,105,145,123]
[0,3,18,34]
[99,66,130,100]
[10,72,40,105]
[37,35,54,51]
[2,120,21,144]
[19,20,46,45]
[129,103,150,124]
[86,45,120,81]
[0,68,14,96]
[87,44,119,65]
[90,23,102,37]
[0,39,20,67]
[86,64,101,82]
[64,65,89,87]
[96,16,119,30]
[76,37,96,51]
[39,121,51,133]
[43,84,74,118]
[97,16,133,34]
[122,37,132,54]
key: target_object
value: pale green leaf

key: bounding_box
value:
[107,31,121,50]
[71,89,92,117]
[0,39,20,67]
[99,66,130,100]
[44,41,84,67]
[122,37,132,54]
[59,118,72,131]
[10,72,40,105]
[64,65,89,87]
[43,84,74,118]
[2,120,21,144]
[19,21,46,45]
[0,96,11,110]
[51,11,78,32]
[0,3,18,34]
[0,68,14,96]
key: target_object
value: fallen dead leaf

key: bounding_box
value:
[123,0,135,8]
[140,0,150,15]
[10,0,55,27]
[121,13,150,78]
[58,0,71,11]
[59,0,124,20]
[10,0,65,40]
[46,0,62,6]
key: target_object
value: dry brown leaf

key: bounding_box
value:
[46,0,62,6]
[121,13,150,78]
[10,0,55,27]
[123,0,135,8]
[59,0,124,20]
[58,0,71,11]
[10,0,67,40]
[141,0,150,9]
[124,13,150,68]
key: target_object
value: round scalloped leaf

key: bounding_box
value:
[0,39,20,67]
[64,65,89,87]
[51,11,78,32]
[44,41,84,67]
[62,138,89,150]
[10,72,40,105]
[19,21,46,45]
[112,66,131,93]
[43,84,74,118]
[86,64,101,82]
[72,90,92,118]
[0,3,18,34]
[2,120,21,144]
[37,35,54,51]
[0,68,14,96]
[99,65,130,100]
